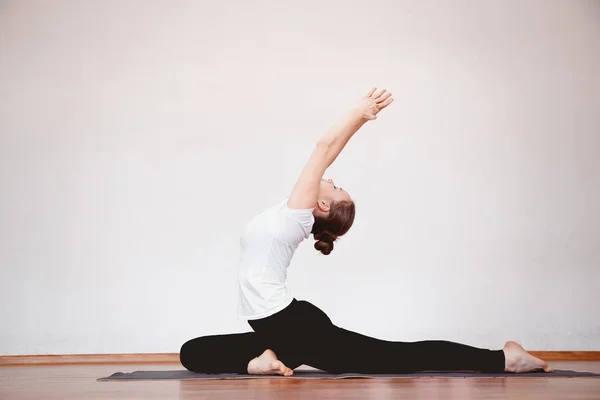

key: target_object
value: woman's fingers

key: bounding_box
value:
[371,88,386,99]
[366,87,377,97]
[377,96,394,111]
[376,91,392,104]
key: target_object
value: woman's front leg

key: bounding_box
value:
[180,332,271,374]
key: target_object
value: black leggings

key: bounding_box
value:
[180,299,505,374]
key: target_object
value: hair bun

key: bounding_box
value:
[314,231,337,255]
[314,231,336,243]
[310,200,355,256]
[314,240,334,255]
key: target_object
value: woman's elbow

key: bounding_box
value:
[316,139,333,150]
[315,140,333,163]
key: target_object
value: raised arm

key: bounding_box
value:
[287,88,394,209]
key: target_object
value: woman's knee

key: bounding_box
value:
[179,338,194,371]
[179,336,211,372]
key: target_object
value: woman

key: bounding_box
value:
[180,88,551,376]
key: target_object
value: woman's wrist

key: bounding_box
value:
[349,107,371,124]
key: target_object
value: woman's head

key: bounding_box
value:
[312,178,355,255]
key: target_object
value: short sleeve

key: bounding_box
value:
[273,203,315,245]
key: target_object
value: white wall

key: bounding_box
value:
[1,0,599,355]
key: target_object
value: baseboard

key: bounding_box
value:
[1,351,599,366]
[530,351,600,361]
[0,353,180,366]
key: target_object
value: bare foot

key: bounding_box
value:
[503,341,552,373]
[247,349,293,376]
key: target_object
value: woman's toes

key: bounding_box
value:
[279,363,293,376]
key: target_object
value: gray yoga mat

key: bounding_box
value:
[99,369,600,381]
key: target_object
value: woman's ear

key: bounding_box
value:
[317,198,331,213]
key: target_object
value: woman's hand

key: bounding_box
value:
[356,88,394,121]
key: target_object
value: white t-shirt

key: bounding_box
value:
[237,199,315,320]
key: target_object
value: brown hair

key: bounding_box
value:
[311,200,356,255]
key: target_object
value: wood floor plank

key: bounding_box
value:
[1,362,599,399]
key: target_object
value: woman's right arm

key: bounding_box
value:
[287,88,393,209]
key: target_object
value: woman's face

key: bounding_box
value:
[319,178,352,206]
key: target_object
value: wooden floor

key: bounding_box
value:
[1,362,599,400]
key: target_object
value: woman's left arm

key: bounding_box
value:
[287,88,393,209]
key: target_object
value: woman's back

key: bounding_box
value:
[238,200,315,319]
